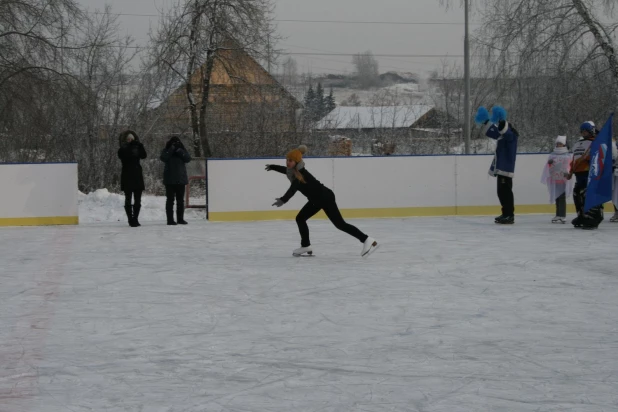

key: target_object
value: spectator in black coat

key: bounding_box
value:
[160,136,192,225]
[118,130,147,227]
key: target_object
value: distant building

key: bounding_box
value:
[316,105,461,155]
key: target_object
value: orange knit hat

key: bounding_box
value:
[286,145,307,163]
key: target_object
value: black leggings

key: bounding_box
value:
[296,190,368,247]
[124,190,142,208]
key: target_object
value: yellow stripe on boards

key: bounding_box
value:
[0,216,79,227]
[208,202,614,222]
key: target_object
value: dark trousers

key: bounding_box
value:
[573,173,588,215]
[165,184,185,212]
[124,190,142,208]
[296,190,368,247]
[497,176,514,216]
[555,193,566,218]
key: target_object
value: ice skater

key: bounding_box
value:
[541,136,573,223]
[475,106,519,224]
[265,145,378,257]
[118,130,147,227]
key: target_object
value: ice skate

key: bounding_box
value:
[572,215,583,227]
[610,212,618,222]
[551,216,566,224]
[494,214,504,222]
[495,215,514,224]
[580,213,600,230]
[293,246,313,257]
[361,237,379,257]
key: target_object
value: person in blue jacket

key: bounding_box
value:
[475,106,519,224]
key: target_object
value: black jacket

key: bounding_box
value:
[118,141,147,192]
[160,146,192,185]
[270,165,332,204]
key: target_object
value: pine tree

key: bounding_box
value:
[304,84,316,121]
[325,87,337,113]
[315,83,325,120]
[304,84,315,108]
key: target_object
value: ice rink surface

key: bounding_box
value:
[1,216,617,412]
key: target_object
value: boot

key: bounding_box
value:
[166,205,176,226]
[361,237,379,257]
[293,246,313,256]
[124,205,134,227]
[177,205,188,225]
[132,205,141,227]
[495,215,515,224]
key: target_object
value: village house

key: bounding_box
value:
[152,47,302,157]
[315,105,462,155]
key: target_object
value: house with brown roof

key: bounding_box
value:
[153,47,302,156]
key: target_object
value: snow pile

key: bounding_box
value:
[78,189,206,224]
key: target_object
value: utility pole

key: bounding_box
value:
[463,0,471,154]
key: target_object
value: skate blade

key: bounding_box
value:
[293,252,314,257]
[362,242,380,258]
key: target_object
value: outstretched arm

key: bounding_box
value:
[265,164,287,174]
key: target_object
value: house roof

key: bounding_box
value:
[316,105,434,130]
[151,46,301,111]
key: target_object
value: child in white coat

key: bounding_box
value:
[541,136,574,223]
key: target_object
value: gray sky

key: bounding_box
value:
[77,0,470,76]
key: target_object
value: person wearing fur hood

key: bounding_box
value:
[265,145,379,258]
[541,136,573,223]
[118,130,147,227]
[475,106,519,224]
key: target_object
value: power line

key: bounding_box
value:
[87,11,478,26]
[285,52,464,58]
[75,44,464,59]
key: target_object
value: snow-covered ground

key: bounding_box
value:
[1,215,617,411]
[79,189,207,224]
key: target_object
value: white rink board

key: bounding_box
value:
[333,156,458,208]
[455,154,552,206]
[0,163,78,224]
[207,154,555,218]
[208,157,334,212]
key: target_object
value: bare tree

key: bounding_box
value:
[0,0,82,89]
[150,0,278,157]
[280,56,298,87]
[352,51,380,89]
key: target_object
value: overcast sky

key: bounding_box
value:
[76,0,473,76]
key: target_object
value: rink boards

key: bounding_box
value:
[0,163,79,226]
[206,154,597,222]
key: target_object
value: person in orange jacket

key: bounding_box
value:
[570,121,603,228]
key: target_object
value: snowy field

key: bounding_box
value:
[1,214,618,411]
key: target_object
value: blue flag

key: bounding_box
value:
[584,113,614,212]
